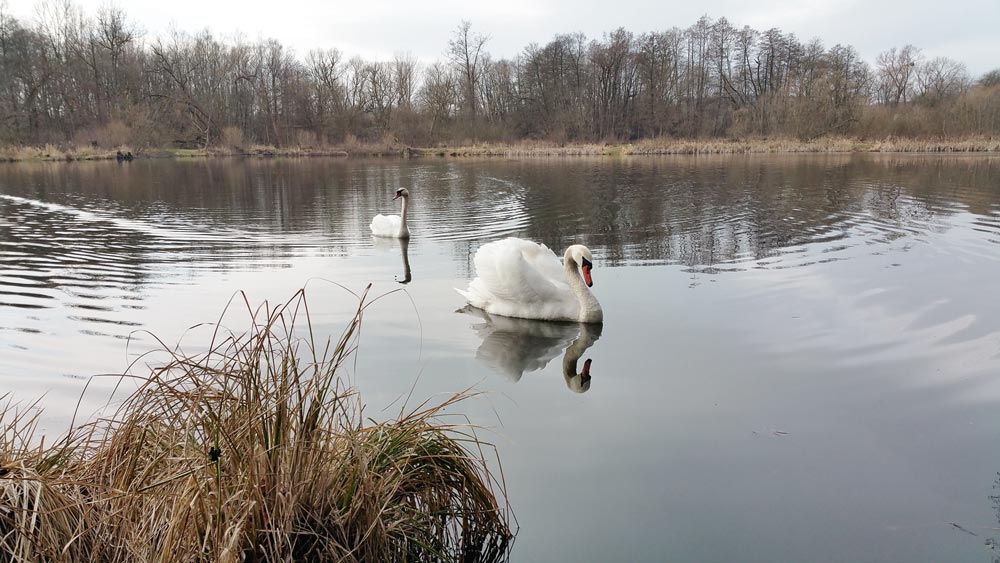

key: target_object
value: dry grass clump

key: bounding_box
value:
[220,127,246,150]
[3,136,997,162]
[867,136,1000,153]
[0,144,65,162]
[625,136,1000,154]
[408,136,1000,157]
[0,289,513,562]
[0,143,131,162]
[412,142,612,157]
[622,137,867,154]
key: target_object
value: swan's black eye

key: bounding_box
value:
[581,258,593,268]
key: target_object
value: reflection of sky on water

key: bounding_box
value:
[2,155,1000,562]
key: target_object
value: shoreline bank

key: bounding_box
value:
[2,137,999,162]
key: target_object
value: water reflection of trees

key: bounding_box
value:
[497,155,1000,268]
[2,155,998,288]
[1,155,998,337]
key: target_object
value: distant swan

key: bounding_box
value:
[457,238,603,323]
[370,188,410,238]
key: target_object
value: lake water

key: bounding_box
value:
[2,155,1000,562]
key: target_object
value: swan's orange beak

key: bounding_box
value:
[582,358,592,378]
[392,193,401,200]
[581,264,593,287]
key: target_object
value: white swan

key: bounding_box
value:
[456,238,603,323]
[370,188,410,238]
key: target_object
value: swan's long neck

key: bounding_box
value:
[398,196,410,238]
[563,252,603,323]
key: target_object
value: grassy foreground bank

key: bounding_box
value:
[0,289,513,562]
[2,136,999,162]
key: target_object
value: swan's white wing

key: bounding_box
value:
[519,240,568,287]
[457,238,583,321]
[473,238,566,304]
[370,214,401,237]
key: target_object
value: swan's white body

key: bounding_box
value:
[370,188,410,238]
[456,238,603,323]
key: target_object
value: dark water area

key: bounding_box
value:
[2,155,1000,561]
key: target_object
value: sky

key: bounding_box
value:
[4,0,999,76]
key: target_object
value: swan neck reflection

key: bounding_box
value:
[562,322,602,393]
[397,238,412,284]
[462,307,603,393]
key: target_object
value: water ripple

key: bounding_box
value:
[2,155,1000,380]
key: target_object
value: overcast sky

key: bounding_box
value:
[4,0,999,76]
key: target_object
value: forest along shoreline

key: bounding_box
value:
[2,137,1000,162]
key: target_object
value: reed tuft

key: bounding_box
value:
[0,289,513,562]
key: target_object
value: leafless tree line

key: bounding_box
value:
[1,3,998,149]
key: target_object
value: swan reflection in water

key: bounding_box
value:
[396,238,411,284]
[372,236,412,284]
[459,306,602,393]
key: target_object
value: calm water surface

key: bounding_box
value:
[2,155,1000,562]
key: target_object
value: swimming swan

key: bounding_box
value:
[457,238,603,323]
[370,188,410,238]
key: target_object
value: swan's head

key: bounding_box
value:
[393,188,410,200]
[566,245,595,287]
[579,358,593,391]
[566,358,593,393]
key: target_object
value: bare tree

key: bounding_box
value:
[95,5,137,108]
[149,31,234,148]
[447,21,488,132]
[980,69,1000,88]
[419,61,457,140]
[876,45,920,106]
[365,60,394,133]
[590,28,638,139]
[917,57,969,106]
[0,4,996,149]
[391,52,417,111]
[306,48,342,141]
